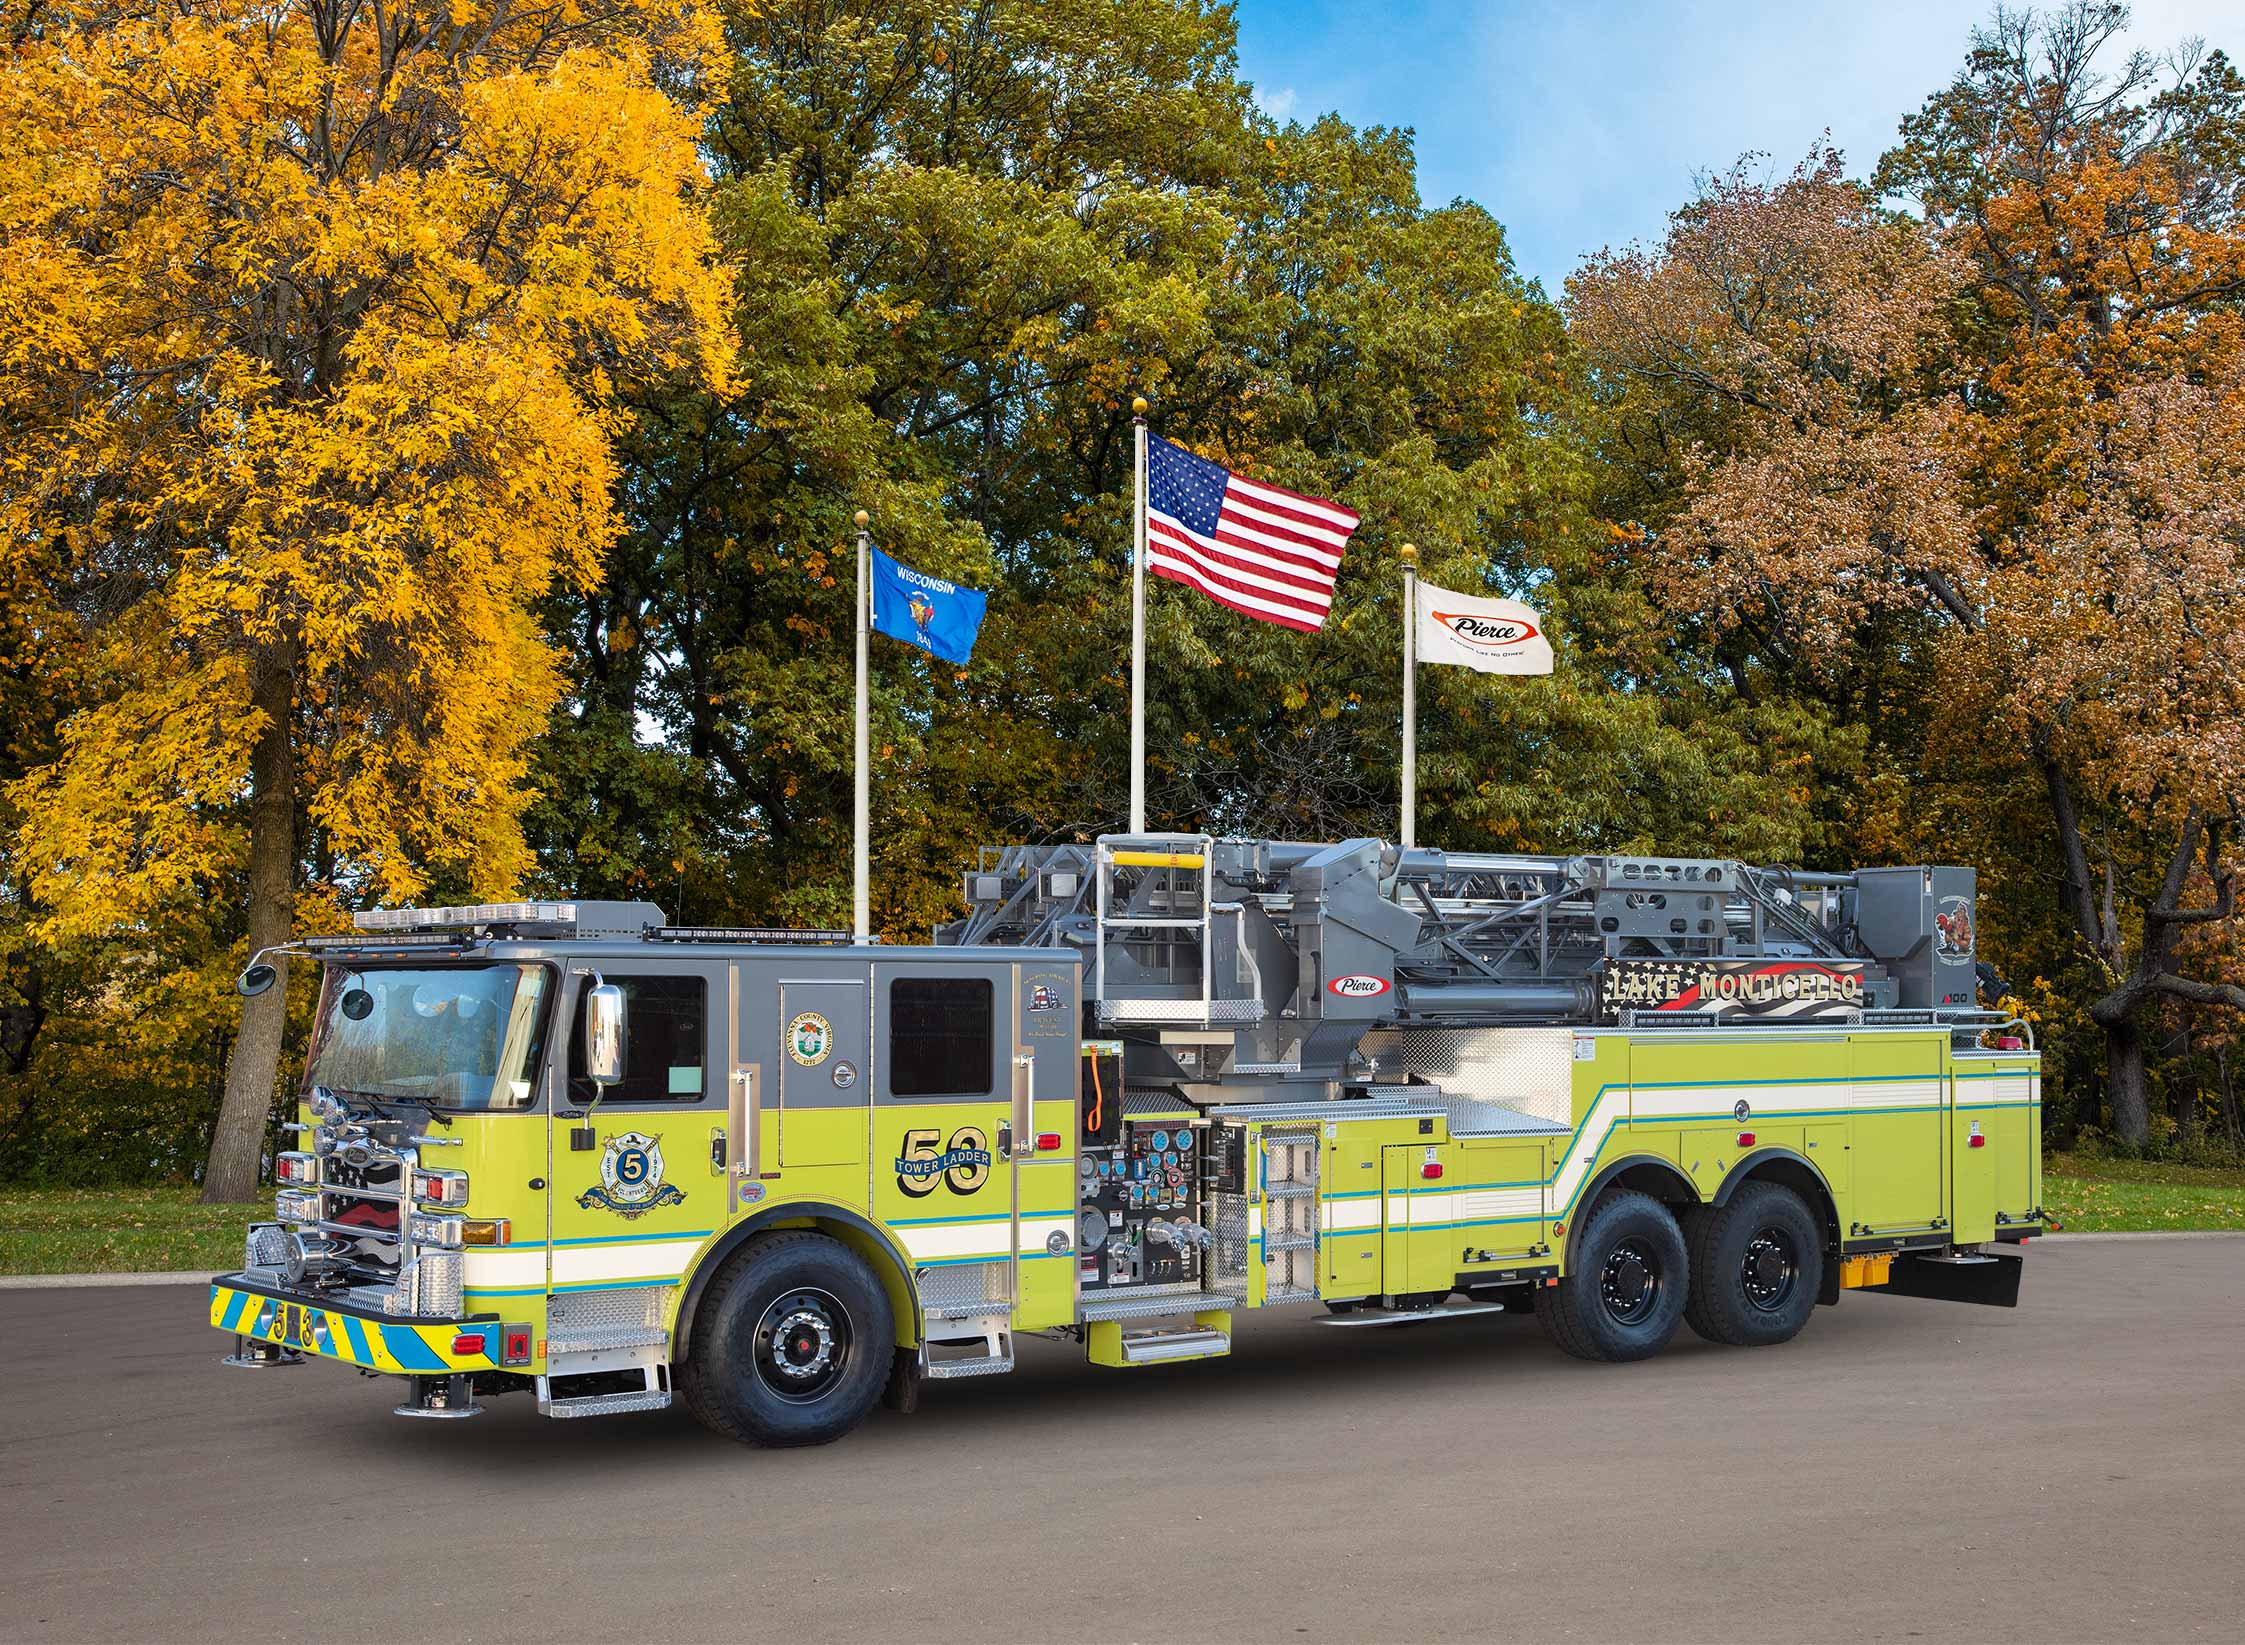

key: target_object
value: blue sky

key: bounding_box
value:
[1233,0,2237,294]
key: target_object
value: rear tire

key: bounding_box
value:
[1539,1190,1688,1362]
[1683,1181,1822,1347]
[681,1232,895,1446]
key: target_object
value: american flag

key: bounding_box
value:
[1145,434,1359,632]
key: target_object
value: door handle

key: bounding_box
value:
[710,1127,726,1174]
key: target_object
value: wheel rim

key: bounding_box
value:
[1739,1226,1800,1313]
[1599,1236,1663,1326]
[753,1287,854,1404]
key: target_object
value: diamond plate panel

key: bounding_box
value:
[915,1260,1012,1316]
[1358,1027,1577,1127]
[1208,1191,1251,1287]
[550,1285,671,1333]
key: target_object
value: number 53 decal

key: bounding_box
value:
[895,1126,992,1197]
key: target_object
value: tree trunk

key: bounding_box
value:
[2105,1018,2149,1147]
[201,648,297,1203]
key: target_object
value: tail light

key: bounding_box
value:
[413,1168,469,1207]
[275,1152,318,1186]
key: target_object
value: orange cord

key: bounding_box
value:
[1086,1050,1104,1136]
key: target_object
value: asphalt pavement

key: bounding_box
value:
[2,1236,2240,1644]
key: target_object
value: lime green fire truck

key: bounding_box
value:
[211,835,2042,1444]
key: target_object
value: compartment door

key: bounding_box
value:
[1845,1036,1946,1238]
[775,976,870,1170]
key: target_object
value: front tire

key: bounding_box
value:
[1539,1190,1688,1362]
[681,1232,895,1446]
[1683,1181,1822,1347]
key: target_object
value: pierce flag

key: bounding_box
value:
[1414,581,1553,675]
[868,546,987,666]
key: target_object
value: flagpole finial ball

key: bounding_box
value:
[1132,396,1148,416]
[853,510,869,529]
[1400,541,1417,563]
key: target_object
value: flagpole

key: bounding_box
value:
[1400,541,1417,851]
[1130,395,1149,835]
[853,509,871,943]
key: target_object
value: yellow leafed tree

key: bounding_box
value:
[0,0,733,1198]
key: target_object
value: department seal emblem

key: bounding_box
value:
[578,1131,687,1220]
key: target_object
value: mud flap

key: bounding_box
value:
[1867,1250,2022,1308]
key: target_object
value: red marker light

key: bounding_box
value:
[1421,1163,1444,1180]
[451,1333,485,1356]
[1035,1133,1062,1152]
[1968,1133,1986,1148]
[1736,1131,1756,1147]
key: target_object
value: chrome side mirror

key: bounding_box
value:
[584,979,628,1088]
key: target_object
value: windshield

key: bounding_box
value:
[306,964,555,1111]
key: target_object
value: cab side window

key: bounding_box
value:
[888,977,994,1097]
[569,975,707,1104]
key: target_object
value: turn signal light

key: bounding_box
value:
[1736,1131,1756,1147]
[461,1218,510,1246]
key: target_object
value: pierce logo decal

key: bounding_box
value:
[1328,974,1391,998]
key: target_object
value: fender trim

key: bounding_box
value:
[675,1203,918,1357]
[1564,1153,1698,1269]
[1712,1147,1836,1208]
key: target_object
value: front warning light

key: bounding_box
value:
[275,1152,317,1186]
[413,1168,469,1207]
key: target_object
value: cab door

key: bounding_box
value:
[870,959,1020,1316]
[547,960,728,1288]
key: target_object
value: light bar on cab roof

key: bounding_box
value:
[353,902,579,932]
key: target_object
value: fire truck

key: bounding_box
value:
[211,835,2042,1445]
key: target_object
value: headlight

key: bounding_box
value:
[275,1188,320,1224]
[410,1213,465,1249]
[412,1168,468,1207]
[275,1152,318,1186]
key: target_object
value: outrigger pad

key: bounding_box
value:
[1867,1251,2023,1309]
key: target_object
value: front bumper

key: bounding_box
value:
[211,1275,506,1375]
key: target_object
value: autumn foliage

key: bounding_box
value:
[2,1,2242,1184]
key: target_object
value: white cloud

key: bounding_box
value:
[1262,84,1299,122]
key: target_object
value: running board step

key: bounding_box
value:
[1317,1299,1512,1328]
[540,1387,673,1418]
[537,1365,669,1418]
[923,1348,1016,1379]
[1088,1313,1233,1367]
